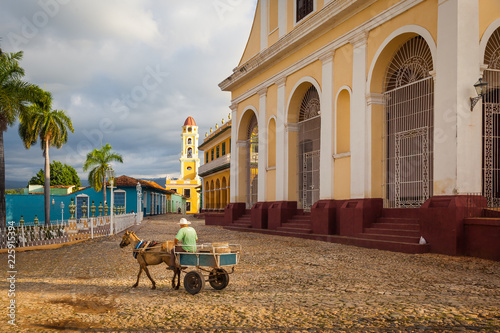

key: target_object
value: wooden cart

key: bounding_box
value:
[174,243,241,295]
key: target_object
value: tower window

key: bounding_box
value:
[296,0,313,22]
[188,138,192,145]
[187,148,193,158]
[188,127,192,132]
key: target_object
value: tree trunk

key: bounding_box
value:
[0,130,6,229]
[103,172,107,206]
[44,141,50,226]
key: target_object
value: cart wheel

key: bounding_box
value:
[209,268,229,290]
[184,271,205,295]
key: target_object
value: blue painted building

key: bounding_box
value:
[6,175,186,225]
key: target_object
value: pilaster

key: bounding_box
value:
[258,88,268,202]
[229,103,238,202]
[434,0,481,195]
[350,31,369,199]
[275,77,287,201]
[261,0,268,51]
[319,51,334,199]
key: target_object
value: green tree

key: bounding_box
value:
[19,88,74,226]
[83,143,123,205]
[0,50,39,228]
[29,161,81,190]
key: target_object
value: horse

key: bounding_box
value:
[119,230,181,290]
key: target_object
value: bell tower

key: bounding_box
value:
[180,116,200,180]
[165,116,201,214]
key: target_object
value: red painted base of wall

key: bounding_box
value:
[464,218,500,261]
[211,197,500,261]
[204,212,225,225]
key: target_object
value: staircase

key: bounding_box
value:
[232,210,252,228]
[277,211,312,234]
[354,208,430,253]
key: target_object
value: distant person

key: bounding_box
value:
[168,218,198,269]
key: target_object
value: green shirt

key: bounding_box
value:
[175,226,198,252]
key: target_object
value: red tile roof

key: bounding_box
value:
[111,175,175,194]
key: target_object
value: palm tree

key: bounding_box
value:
[19,87,74,226]
[83,143,123,205]
[0,51,39,228]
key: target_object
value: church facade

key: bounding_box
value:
[217,0,500,260]
[165,117,201,214]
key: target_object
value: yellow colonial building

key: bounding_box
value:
[215,0,500,260]
[165,116,201,214]
[198,116,232,211]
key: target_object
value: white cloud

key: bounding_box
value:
[1,0,257,184]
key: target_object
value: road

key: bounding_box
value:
[1,214,500,332]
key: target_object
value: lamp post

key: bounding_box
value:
[60,201,65,223]
[136,182,142,224]
[106,168,115,235]
[470,78,488,111]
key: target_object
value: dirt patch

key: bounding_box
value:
[49,296,116,314]
[33,319,94,331]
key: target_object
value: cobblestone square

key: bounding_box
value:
[1,215,499,332]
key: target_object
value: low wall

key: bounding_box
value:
[464,218,500,261]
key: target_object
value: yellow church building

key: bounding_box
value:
[198,115,232,212]
[165,116,201,214]
[213,0,500,260]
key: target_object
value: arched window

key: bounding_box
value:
[187,138,192,145]
[187,148,193,158]
[298,86,320,211]
[384,36,434,208]
[247,115,258,208]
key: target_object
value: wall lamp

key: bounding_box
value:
[470,78,488,111]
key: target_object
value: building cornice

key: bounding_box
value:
[220,0,424,103]
[198,125,231,150]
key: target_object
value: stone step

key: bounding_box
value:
[278,224,312,234]
[376,217,420,225]
[369,222,420,231]
[362,227,420,237]
[223,227,430,254]
[333,236,430,254]
[356,233,421,244]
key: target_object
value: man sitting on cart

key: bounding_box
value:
[168,218,198,269]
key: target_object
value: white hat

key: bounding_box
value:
[178,218,191,225]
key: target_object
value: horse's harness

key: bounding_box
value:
[133,240,160,259]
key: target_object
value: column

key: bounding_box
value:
[319,51,334,199]
[275,77,287,201]
[350,31,369,199]
[229,103,239,202]
[434,0,481,195]
[258,88,268,202]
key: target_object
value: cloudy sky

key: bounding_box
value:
[1,0,256,186]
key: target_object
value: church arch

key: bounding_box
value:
[286,77,321,210]
[238,107,259,208]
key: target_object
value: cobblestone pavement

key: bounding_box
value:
[1,214,500,332]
